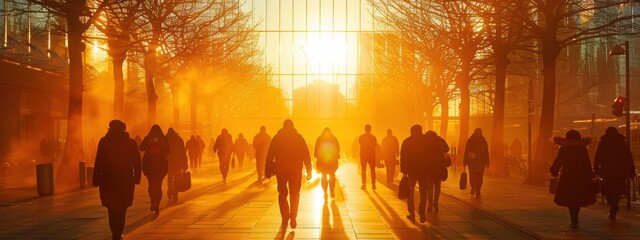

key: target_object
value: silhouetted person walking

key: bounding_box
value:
[266,119,312,229]
[196,135,205,167]
[359,124,378,190]
[315,128,340,199]
[550,130,596,228]
[234,134,249,170]
[401,124,429,222]
[594,127,636,221]
[463,128,489,198]
[166,128,188,201]
[186,136,200,170]
[424,130,449,213]
[214,129,234,183]
[139,125,169,215]
[253,126,272,181]
[381,129,399,185]
[93,120,141,240]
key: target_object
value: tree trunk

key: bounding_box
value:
[489,54,509,177]
[170,84,181,127]
[190,83,198,136]
[457,84,470,165]
[439,96,449,138]
[144,51,158,127]
[112,56,125,119]
[525,46,559,185]
[57,8,84,190]
[425,100,434,130]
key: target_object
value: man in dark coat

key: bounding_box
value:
[266,119,312,229]
[253,126,271,181]
[186,136,200,170]
[424,130,450,214]
[359,124,378,190]
[234,133,249,170]
[594,127,636,221]
[550,130,595,228]
[214,129,234,183]
[400,124,429,222]
[93,120,141,240]
[463,128,490,198]
[166,128,188,201]
[139,125,170,215]
[381,129,399,185]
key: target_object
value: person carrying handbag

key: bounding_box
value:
[463,128,489,198]
[400,124,429,223]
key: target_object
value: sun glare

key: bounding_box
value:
[302,33,348,76]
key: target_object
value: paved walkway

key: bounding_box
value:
[0,158,639,239]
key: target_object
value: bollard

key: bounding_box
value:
[79,161,86,188]
[86,166,94,187]
[36,163,54,196]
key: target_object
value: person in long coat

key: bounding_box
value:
[186,136,200,170]
[594,127,636,221]
[196,135,205,167]
[550,130,596,228]
[234,134,249,170]
[166,128,188,201]
[463,128,490,198]
[424,130,450,213]
[253,126,272,181]
[400,124,429,222]
[139,125,170,215]
[214,129,234,183]
[315,128,340,199]
[359,124,378,190]
[93,120,141,240]
[266,119,312,229]
[381,129,399,185]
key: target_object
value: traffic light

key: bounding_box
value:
[612,96,626,117]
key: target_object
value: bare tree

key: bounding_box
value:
[512,0,640,185]
[25,0,121,188]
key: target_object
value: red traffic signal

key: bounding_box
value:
[612,96,625,117]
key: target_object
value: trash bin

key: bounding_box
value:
[36,163,54,196]
[86,166,94,187]
[79,161,86,188]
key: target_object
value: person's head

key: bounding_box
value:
[167,127,176,135]
[190,135,195,140]
[473,128,483,136]
[565,130,581,140]
[221,128,228,135]
[410,124,423,136]
[606,126,618,135]
[387,129,393,136]
[109,120,126,132]
[322,127,332,136]
[283,119,294,129]
[196,135,201,139]
[364,124,372,133]
[149,124,164,136]
[238,133,244,138]
[260,126,266,133]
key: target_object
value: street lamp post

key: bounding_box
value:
[609,41,631,210]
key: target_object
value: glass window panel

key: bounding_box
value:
[280,0,292,30]
[254,0,266,31]
[266,0,279,30]
[293,32,307,74]
[265,32,280,73]
[307,0,320,31]
[347,32,358,74]
[334,0,347,32]
[279,32,293,74]
[347,0,360,31]
[320,0,333,31]
[293,0,307,31]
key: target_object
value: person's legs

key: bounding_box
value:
[288,172,303,225]
[385,160,396,184]
[219,156,230,181]
[256,155,265,180]
[606,195,620,220]
[329,172,336,197]
[108,207,127,240]
[360,159,367,189]
[276,174,290,224]
[406,176,418,219]
[425,178,435,211]
[417,178,427,214]
[476,169,485,197]
[433,180,441,212]
[167,171,175,198]
[569,207,580,227]
[149,177,163,213]
[368,160,376,188]
[469,171,478,194]
[321,172,328,196]
[238,156,244,170]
